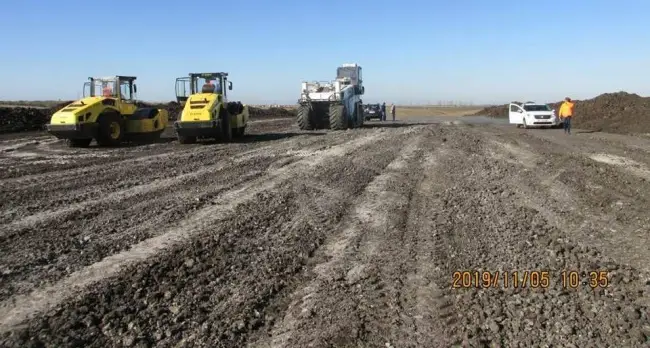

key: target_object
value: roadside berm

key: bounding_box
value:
[472,91,650,135]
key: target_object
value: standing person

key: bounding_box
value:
[558,97,575,135]
[390,103,396,121]
[381,102,387,121]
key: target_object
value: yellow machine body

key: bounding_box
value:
[173,72,249,144]
[50,96,138,125]
[47,76,168,147]
[179,93,249,127]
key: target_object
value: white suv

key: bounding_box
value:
[509,102,561,129]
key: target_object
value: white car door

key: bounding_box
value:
[508,103,523,125]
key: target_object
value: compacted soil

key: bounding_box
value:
[1,118,649,347]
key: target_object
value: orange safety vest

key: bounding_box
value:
[559,101,574,117]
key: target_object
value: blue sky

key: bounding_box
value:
[1,0,649,105]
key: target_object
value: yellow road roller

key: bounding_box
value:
[47,76,168,147]
[173,72,249,144]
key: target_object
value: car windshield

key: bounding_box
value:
[523,104,550,111]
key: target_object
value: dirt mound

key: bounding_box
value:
[248,106,297,119]
[0,102,73,134]
[136,101,183,121]
[0,102,296,135]
[472,92,650,134]
[473,104,509,118]
[550,92,650,134]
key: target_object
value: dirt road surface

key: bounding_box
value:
[1,117,649,347]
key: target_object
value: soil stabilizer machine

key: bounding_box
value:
[47,76,168,147]
[174,72,249,144]
[297,63,365,130]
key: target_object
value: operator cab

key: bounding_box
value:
[336,63,364,95]
[175,72,233,105]
[336,64,361,85]
[83,76,137,101]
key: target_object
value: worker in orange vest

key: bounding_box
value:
[558,97,575,135]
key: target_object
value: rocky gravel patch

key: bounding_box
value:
[0,120,649,347]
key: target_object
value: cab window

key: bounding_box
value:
[120,82,132,100]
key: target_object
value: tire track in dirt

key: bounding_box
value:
[483,126,650,275]
[249,129,431,348]
[588,153,650,181]
[398,145,456,348]
[0,135,52,146]
[0,144,325,224]
[0,138,57,153]
[0,122,291,190]
[0,143,178,181]
[0,127,421,338]
[434,125,650,347]
[3,122,649,347]
[483,130,650,321]
[0,129,390,303]
[0,131,342,228]
[520,127,650,167]
[0,118,295,182]
[0,162,271,302]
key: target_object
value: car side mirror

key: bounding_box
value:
[518,109,523,113]
[228,81,233,90]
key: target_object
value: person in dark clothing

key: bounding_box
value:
[202,80,216,93]
[381,102,386,121]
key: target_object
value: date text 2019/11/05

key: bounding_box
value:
[451,271,609,289]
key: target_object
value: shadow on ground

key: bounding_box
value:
[362,121,429,129]
[120,137,178,147]
[199,132,325,145]
[575,129,603,134]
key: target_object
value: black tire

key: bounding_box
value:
[178,135,196,144]
[233,126,246,138]
[329,104,347,130]
[96,111,124,146]
[297,104,314,130]
[356,102,364,128]
[220,108,232,142]
[66,138,92,148]
[131,107,159,120]
[347,104,354,129]
[227,102,243,115]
